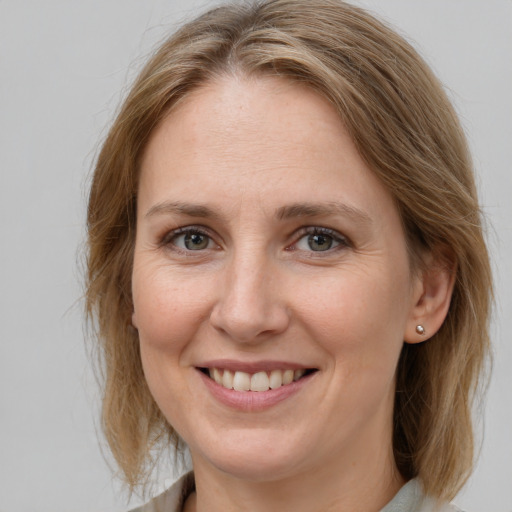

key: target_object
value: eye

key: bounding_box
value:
[293,227,348,252]
[164,227,216,251]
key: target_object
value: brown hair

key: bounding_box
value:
[86,0,492,500]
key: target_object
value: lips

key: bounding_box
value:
[197,363,318,411]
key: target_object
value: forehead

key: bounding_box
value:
[138,75,398,225]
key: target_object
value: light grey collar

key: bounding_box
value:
[380,479,463,512]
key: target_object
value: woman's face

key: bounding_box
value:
[132,76,423,481]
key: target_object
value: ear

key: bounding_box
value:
[131,310,139,329]
[404,251,456,344]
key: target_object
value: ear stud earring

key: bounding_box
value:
[415,325,425,335]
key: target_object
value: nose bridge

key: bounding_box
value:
[211,243,288,342]
[231,245,270,311]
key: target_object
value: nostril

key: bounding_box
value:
[209,289,290,343]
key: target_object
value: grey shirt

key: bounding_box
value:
[131,472,464,512]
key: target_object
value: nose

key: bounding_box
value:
[210,251,290,344]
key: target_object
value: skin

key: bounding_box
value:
[132,75,453,512]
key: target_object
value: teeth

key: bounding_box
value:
[208,368,310,392]
[222,369,234,389]
[293,369,305,381]
[269,369,283,389]
[212,367,222,385]
[251,371,270,391]
[233,371,251,391]
[283,369,294,385]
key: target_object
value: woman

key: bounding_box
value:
[86,1,492,510]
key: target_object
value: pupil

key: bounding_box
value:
[309,234,332,251]
[185,233,208,250]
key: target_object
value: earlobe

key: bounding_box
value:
[404,254,456,344]
[414,324,426,336]
[131,310,139,329]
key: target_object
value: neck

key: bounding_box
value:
[187,436,404,512]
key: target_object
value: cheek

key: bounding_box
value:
[132,266,213,421]
[293,264,410,361]
[132,265,213,354]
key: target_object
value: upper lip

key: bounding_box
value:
[196,359,315,373]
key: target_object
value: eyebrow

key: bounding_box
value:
[145,201,222,220]
[145,200,372,225]
[275,201,372,225]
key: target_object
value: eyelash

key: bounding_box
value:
[160,225,219,255]
[160,225,350,255]
[290,226,350,254]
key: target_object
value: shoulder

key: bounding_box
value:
[131,474,466,512]
[380,479,467,512]
[129,472,195,512]
[421,503,466,512]
[421,503,465,512]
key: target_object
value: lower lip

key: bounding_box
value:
[197,369,316,412]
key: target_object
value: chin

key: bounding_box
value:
[189,428,310,482]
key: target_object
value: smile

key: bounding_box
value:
[200,367,317,392]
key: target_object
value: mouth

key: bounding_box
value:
[198,367,318,392]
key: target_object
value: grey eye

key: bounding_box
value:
[307,233,335,251]
[174,232,212,250]
[294,230,343,252]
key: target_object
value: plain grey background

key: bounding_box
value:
[1,1,510,511]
